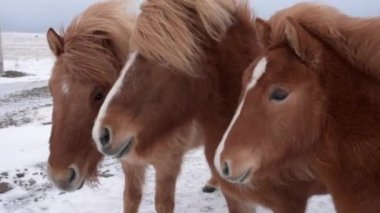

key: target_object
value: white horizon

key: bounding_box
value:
[1,0,379,33]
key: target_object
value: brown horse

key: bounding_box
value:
[47,1,216,212]
[46,0,136,209]
[215,3,380,212]
[93,0,325,212]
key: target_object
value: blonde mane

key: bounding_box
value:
[61,1,136,84]
[269,3,380,81]
[130,0,237,75]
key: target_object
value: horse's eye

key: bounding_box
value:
[270,88,289,102]
[93,90,104,102]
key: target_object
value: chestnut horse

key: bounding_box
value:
[93,0,325,212]
[215,3,380,213]
[47,0,134,191]
[47,1,216,212]
[46,0,141,211]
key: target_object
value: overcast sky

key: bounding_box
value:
[1,0,379,33]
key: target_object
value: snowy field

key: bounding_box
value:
[0,33,335,213]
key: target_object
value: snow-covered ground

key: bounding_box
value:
[0,33,335,212]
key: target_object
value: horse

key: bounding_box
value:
[47,0,134,191]
[46,1,217,212]
[46,0,139,211]
[214,3,380,212]
[92,0,325,212]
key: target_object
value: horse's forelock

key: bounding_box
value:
[55,1,135,85]
[131,0,237,76]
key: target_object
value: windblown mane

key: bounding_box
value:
[130,0,237,75]
[60,1,135,84]
[269,3,380,81]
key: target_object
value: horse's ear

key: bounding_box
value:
[255,18,272,47]
[47,28,64,57]
[285,18,321,65]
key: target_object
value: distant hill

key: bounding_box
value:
[2,33,51,61]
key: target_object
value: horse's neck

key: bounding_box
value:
[319,52,380,174]
[312,54,380,204]
[323,17,380,83]
[351,19,380,81]
[210,16,261,118]
[197,17,261,162]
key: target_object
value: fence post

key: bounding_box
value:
[0,28,4,74]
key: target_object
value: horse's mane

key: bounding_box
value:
[130,0,238,76]
[60,1,136,84]
[269,3,380,81]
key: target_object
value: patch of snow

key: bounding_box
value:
[0,125,50,171]
[1,58,53,85]
[0,123,335,212]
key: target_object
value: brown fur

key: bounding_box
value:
[47,1,218,212]
[131,0,235,75]
[94,1,325,212]
[46,1,145,212]
[218,3,380,212]
[58,1,134,85]
[48,1,217,212]
[269,3,380,81]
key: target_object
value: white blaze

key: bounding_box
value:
[214,58,268,175]
[92,52,138,150]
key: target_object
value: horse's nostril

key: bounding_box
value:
[222,162,230,177]
[99,127,111,147]
[68,168,76,183]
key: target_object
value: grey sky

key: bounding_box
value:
[1,0,379,33]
